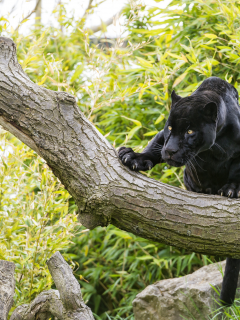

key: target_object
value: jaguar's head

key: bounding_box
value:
[161,90,219,167]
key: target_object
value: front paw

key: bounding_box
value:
[118,147,153,171]
[218,183,240,198]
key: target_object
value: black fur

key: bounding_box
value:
[118,77,240,305]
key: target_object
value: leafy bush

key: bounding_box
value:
[0,129,76,312]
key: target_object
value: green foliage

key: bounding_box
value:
[0,130,76,313]
[1,0,239,318]
[69,226,208,319]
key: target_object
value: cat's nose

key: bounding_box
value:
[165,148,178,157]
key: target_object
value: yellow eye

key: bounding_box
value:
[187,129,194,134]
[168,126,172,131]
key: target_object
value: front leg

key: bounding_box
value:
[218,158,240,198]
[118,130,164,171]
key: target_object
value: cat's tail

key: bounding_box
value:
[220,257,240,305]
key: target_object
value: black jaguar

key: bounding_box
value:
[119,76,240,305]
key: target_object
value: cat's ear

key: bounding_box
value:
[171,90,182,105]
[203,101,218,121]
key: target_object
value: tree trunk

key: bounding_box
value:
[0,36,239,257]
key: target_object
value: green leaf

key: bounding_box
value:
[204,33,218,39]
[137,255,153,260]
[173,72,188,88]
[121,116,142,127]
[144,131,158,136]
[70,64,84,82]
[127,125,142,140]
[155,114,165,125]
[136,57,153,68]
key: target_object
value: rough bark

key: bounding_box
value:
[0,36,240,257]
[47,252,94,320]
[10,290,63,320]
[1,252,94,320]
[0,260,15,320]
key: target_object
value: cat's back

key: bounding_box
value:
[193,77,239,103]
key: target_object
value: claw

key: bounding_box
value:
[148,165,152,170]
[238,191,240,198]
[124,158,127,163]
[221,192,223,196]
[133,165,135,170]
[228,190,233,198]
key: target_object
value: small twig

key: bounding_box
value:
[83,0,94,17]
[86,9,123,33]
[15,0,41,31]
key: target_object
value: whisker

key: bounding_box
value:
[196,154,206,162]
[189,160,202,186]
[186,160,194,178]
[153,144,162,149]
[192,156,206,171]
[215,143,226,154]
[187,151,206,171]
[152,145,163,154]
[212,143,226,155]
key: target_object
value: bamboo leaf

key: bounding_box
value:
[127,126,142,140]
[144,131,158,136]
[136,57,153,68]
[154,114,165,125]
[204,33,218,39]
[121,116,142,127]
[173,72,188,88]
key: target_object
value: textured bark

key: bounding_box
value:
[0,260,15,320]
[0,36,240,257]
[0,246,93,317]
[6,252,93,320]
[47,252,94,320]
[10,290,63,320]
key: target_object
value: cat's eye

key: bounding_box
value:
[187,129,194,134]
[168,126,172,131]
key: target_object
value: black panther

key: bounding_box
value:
[118,76,240,305]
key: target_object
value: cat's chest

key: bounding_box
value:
[184,151,233,193]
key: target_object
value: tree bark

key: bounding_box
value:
[10,290,63,320]
[0,36,240,257]
[47,252,94,320]
[0,260,15,320]
[3,252,94,320]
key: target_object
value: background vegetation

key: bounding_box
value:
[1,0,240,318]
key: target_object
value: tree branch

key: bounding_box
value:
[83,0,94,17]
[15,0,41,31]
[10,290,63,320]
[0,36,240,257]
[47,252,94,319]
[0,260,15,320]
[8,252,93,319]
[86,9,122,33]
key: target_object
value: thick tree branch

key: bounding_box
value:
[47,252,94,319]
[10,290,63,320]
[0,36,240,257]
[0,260,15,320]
